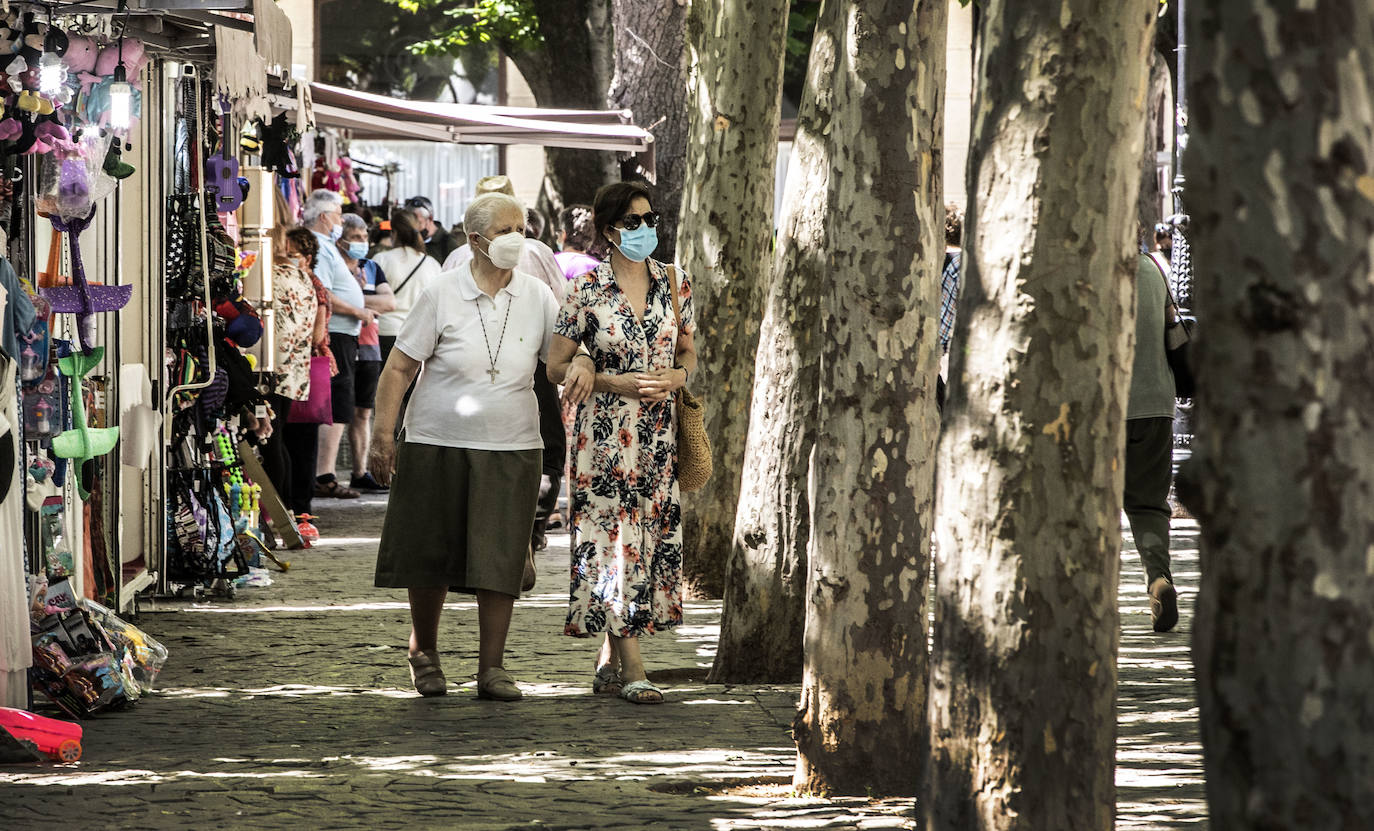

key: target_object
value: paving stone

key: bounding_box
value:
[0,495,1204,829]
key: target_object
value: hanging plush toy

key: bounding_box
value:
[63,34,99,93]
[259,112,299,178]
[337,157,362,206]
[0,11,21,55]
[93,37,147,79]
[309,156,341,193]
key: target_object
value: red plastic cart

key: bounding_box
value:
[0,707,83,762]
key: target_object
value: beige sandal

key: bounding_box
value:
[407,649,447,697]
[476,667,523,701]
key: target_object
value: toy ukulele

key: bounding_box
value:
[205,94,242,212]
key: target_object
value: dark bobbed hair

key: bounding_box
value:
[593,181,653,246]
[389,208,427,255]
[285,227,320,269]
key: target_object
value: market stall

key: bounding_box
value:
[0,0,291,721]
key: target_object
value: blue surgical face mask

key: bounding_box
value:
[345,240,368,259]
[329,221,344,242]
[613,224,658,262]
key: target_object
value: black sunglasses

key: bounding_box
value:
[617,211,660,231]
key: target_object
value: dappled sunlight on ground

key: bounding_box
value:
[1116,518,1208,829]
[0,503,1206,829]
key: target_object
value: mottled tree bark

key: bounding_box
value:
[708,9,824,684]
[1139,49,1171,235]
[792,0,946,796]
[674,0,789,604]
[506,0,618,212]
[926,2,1154,828]
[1180,3,1374,826]
[712,6,828,683]
[607,0,689,263]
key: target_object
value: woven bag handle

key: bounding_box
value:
[667,263,682,348]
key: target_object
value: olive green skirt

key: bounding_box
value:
[374,442,541,596]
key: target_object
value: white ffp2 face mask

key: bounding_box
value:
[479,232,524,270]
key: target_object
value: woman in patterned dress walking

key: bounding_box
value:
[547,182,698,705]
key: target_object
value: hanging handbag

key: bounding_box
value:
[1165,317,1195,399]
[1149,256,1196,399]
[666,266,711,492]
[286,355,333,424]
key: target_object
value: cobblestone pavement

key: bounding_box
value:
[0,492,1206,830]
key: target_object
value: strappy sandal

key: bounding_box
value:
[314,479,360,499]
[592,664,623,696]
[619,679,664,705]
[407,649,447,697]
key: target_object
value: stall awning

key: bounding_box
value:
[306,83,655,155]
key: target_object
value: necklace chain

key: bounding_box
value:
[475,294,512,383]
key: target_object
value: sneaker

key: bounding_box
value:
[1148,577,1178,632]
[349,472,390,493]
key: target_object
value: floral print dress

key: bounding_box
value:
[271,263,318,401]
[556,258,695,638]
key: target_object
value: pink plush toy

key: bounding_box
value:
[337,157,363,205]
[63,35,99,75]
[94,38,147,79]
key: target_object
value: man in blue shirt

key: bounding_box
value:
[303,189,374,499]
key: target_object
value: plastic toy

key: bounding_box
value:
[0,707,83,762]
[41,211,132,353]
[50,347,119,500]
[206,95,242,211]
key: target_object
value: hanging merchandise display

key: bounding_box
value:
[160,68,287,599]
[0,2,298,749]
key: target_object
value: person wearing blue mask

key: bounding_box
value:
[546,181,699,706]
[338,212,396,494]
[303,189,376,500]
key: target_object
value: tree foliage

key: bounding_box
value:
[322,0,496,99]
[388,0,542,55]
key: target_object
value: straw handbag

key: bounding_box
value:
[668,266,712,492]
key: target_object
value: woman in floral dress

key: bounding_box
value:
[547,181,698,705]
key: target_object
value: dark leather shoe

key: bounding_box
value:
[1149,577,1179,632]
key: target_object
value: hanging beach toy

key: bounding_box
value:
[50,344,120,501]
[41,209,132,354]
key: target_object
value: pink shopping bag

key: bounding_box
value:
[286,356,333,424]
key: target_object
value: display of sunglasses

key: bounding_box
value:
[618,211,660,230]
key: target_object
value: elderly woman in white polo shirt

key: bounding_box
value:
[369,192,559,701]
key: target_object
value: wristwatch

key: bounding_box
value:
[674,363,690,385]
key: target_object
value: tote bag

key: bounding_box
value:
[286,356,333,424]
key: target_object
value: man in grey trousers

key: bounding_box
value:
[1126,252,1179,632]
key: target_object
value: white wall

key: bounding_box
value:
[348,140,499,228]
[944,1,974,210]
[501,58,545,209]
[278,0,315,80]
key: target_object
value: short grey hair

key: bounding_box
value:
[302,189,344,225]
[464,193,524,239]
[340,213,368,234]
